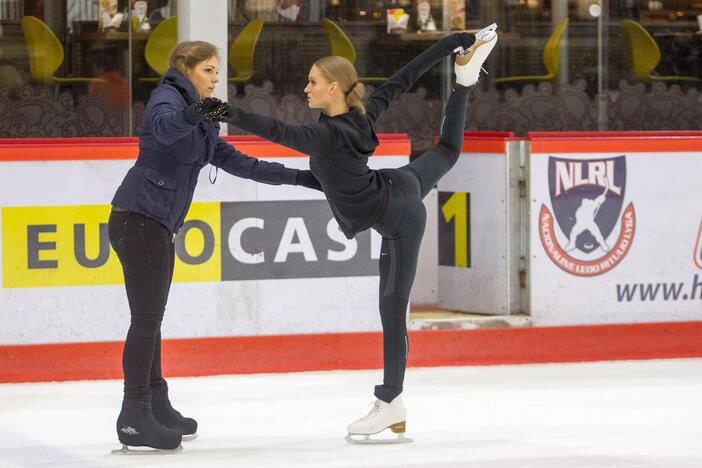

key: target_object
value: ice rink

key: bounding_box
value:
[1,358,700,468]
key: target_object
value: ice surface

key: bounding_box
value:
[1,359,700,467]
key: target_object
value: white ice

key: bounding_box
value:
[0,359,701,467]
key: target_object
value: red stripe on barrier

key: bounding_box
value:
[460,139,509,153]
[530,138,702,153]
[527,131,702,138]
[448,132,516,154]
[0,135,411,161]
[1,321,701,383]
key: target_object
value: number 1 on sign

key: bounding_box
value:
[441,192,468,268]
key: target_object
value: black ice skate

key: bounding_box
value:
[151,384,199,441]
[112,399,183,455]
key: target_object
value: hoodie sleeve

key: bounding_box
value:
[365,33,474,124]
[210,137,298,185]
[224,106,337,155]
[147,87,204,146]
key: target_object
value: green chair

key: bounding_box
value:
[140,16,177,83]
[495,18,569,85]
[320,18,386,83]
[229,18,263,83]
[21,16,105,84]
[620,19,699,83]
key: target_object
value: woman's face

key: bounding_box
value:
[187,56,220,98]
[304,65,335,109]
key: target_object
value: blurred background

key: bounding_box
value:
[0,0,700,153]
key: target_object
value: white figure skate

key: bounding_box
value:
[454,23,498,87]
[346,395,412,444]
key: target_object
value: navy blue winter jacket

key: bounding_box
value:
[112,68,299,233]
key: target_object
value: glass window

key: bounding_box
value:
[0,0,699,139]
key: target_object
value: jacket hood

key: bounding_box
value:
[320,108,378,159]
[161,67,198,105]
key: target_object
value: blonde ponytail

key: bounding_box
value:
[345,81,366,114]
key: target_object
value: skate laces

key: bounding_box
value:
[360,400,384,421]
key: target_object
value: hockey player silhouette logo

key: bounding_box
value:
[539,156,636,276]
[563,175,613,254]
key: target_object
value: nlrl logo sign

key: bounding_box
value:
[553,160,624,197]
[540,155,636,277]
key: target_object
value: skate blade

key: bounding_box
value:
[345,421,413,445]
[111,443,183,455]
[182,433,198,442]
[345,433,413,445]
[476,23,498,40]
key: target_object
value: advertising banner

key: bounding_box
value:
[0,136,410,344]
[529,136,702,325]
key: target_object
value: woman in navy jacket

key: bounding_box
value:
[200,26,498,443]
[108,41,318,452]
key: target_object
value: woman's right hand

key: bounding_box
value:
[295,170,323,191]
[192,97,232,121]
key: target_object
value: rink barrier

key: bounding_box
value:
[1,321,701,383]
[437,131,518,314]
[3,132,702,383]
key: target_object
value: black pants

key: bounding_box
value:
[108,210,174,402]
[372,85,471,403]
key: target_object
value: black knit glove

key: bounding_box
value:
[295,170,323,191]
[194,97,232,121]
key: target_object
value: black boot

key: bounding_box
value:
[116,399,182,450]
[151,384,198,438]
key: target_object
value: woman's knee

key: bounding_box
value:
[129,314,163,334]
[436,141,460,165]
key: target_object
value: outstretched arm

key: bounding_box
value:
[210,137,323,191]
[223,106,338,156]
[210,137,298,185]
[365,32,474,124]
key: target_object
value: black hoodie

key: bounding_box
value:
[225,33,474,238]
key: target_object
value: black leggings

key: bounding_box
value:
[372,85,471,403]
[108,210,174,402]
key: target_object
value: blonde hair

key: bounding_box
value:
[313,56,366,114]
[168,41,220,79]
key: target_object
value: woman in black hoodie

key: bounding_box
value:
[202,25,498,443]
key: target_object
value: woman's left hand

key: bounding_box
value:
[194,97,232,121]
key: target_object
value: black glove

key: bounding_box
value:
[442,32,474,54]
[193,97,232,121]
[295,170,323,192]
